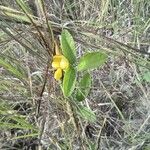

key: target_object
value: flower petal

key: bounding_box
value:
[54,68,62,80]
[60,56,69,70]
[52,61,60,69]
[52,55,62,69]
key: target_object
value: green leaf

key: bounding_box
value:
[78,52,107,71]
[63,66,76,97]
[77,106,96,122]
[76,73,92,101]
[61,29,76,65]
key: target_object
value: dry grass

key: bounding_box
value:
[0,0,150,150]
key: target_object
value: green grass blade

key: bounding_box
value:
[15,0,32,15]
[0,5,31,23]
[0,57,26,79]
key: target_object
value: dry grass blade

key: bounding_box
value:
[0,0,150,149]
[0,5,32,23]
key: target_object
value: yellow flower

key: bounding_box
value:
[52,55,69,80]
[52,55,69,70]
[54,68,62,80]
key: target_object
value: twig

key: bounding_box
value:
[36,59,51,117]
[16,1,52,57]
[40,0,55,53]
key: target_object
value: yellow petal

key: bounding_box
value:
[60,56,69,70]
[54,68,62,80]
[52,61,60,69]
[52,55,62,69]
[52,55,69,70]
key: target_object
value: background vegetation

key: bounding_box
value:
[0,0,150,149]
